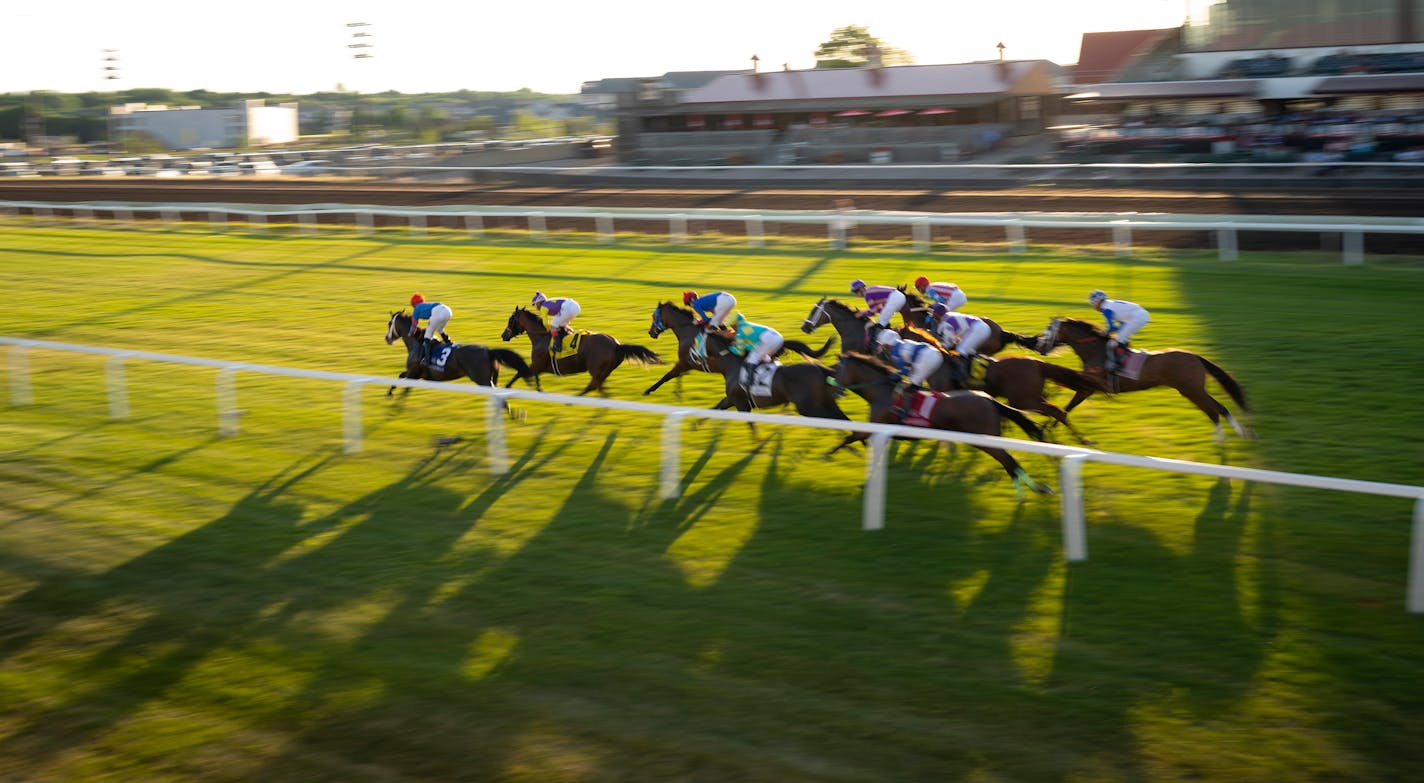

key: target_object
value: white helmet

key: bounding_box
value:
[876,329,901,348]
[1088,290,1107,306]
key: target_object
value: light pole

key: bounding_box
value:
[345,22,374,138]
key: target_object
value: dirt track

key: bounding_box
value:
[5,179,1423,252]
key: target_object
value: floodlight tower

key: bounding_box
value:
[102,49,120,84]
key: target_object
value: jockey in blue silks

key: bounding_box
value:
[408,292,452,365]
[683,290,737,331]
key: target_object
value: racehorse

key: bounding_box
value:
[829,352,1054,497]
[802,299,1104,444]
[1034,317,1255,440]
[643,301,835,397]
[800,297,944,353]
[501,306,662,395]
[897,286,1040,356]
[698,330,850,425]
[385,311,535,397]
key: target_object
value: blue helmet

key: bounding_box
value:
[849,279,866,294]
[930,302,948,318]
[532,291,546,306]
[1088,290,1107,306]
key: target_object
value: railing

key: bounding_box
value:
[5,336,1423,612]
[5,198,1424,264]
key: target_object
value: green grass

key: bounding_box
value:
[1,220,1423,782]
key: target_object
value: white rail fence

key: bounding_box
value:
[5,336,1423,612]
[5,199,1424,264]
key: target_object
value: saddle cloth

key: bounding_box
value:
[427,344,455,371]
[892,389,942,427]
[741,361,780,399]
[1114,348,1147,380]
[549,330,589,360]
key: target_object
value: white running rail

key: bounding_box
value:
[5,336,1423,612]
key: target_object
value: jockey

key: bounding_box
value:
[683,290,736,331]
[913,276,967,312]
[849,279,907,336]
[728,313,784,388]
[408,293,452,366]
[532,291,581,353]
[874,329,943,393]
[930,304,990,384]
[1089,289,1150,371]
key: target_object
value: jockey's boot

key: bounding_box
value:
[948,354,966,388]
[414,340,429,367]
[1106,345,1121,373]
[891,379,911,419]
[551,328,565,353]
[740,360,759,392]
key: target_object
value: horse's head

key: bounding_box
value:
[899,285,929,310]
[801,297,829,333]
[501,307,529,342]
[649,301,693,339]
[1034,317,1062,354]
[386,310,413,345]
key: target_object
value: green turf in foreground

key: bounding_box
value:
[1,223,1422,781]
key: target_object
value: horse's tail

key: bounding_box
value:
[1038,360,1111,393]
[617,344,663,366]
[489,349,536,386]
[1199,357,1251,413]
[782,336,836,359]
[992,399,1047,442]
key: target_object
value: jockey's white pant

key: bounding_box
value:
[875,289,907,327]
[934,288,967,311]
[906,349,944,386]
[953,320,992,357]
[422,303,452,339]
[550,301,580,331]
[1113,313,1149,345]
[747,331,784,365]
[708,293,736,327]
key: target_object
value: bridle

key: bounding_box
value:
[802,297,827,333]
[385,312,410,345]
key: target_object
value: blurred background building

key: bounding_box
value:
[108,99,298,150]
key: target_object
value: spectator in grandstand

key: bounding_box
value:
[407,293,452,366]
[682,290,737,331]
[532,291,580,353]
[1089,289,1150,372]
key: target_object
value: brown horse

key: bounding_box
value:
[803,299,1104,443]
[1034,317,1255,441]
[801,296,943,354]
[643,301,835,397]
[500,306,662,395]
[896,286,1041,356]
[384,311,535,397]
[829,352,1054,498]
[697,330,851,425]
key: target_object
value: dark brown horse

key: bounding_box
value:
[697,330,851,425]
[800,296,944,354]
[830,352,1054,498]
[643,301,835,397]
[1034,317,1255,441]
[896,286,1041,355]
[385,311,535,397]
[500,306,662,395]
[803,299,1105,443]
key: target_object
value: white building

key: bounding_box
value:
[109,99,299,150]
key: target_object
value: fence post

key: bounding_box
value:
[596,213,614,243]
[464,213,483,239]
[1007,221,1026,254]
[670,214,687,244]
[216,365,241,437]
[8,344,32,406]
[161,209,178,227]
[357,210,374,235]
[105,353,131,419]
[250,211,266,232]
[118,209,134,229]
[343,380,365,454]
[486,392,511,475]
[1217,228,1238,261]
[862,431,891,530]
[913,218,931,253]
[660,412,687,499]
[1409,497,1424,613]
[1343,231,1364,265]
[76,207,93,225]
[1059,454,1089,561]
[746,216,765,247]
[300,212,317,235]
[35,206,53,227]
[209,210,226,231]
[409,213,426,238]
[1112,222,1132,257]
[528,212,546,240]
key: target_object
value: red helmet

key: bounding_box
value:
[682,290,697,305]
[914,276,930,291]
[410,293,425,306]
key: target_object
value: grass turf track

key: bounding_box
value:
[0,220,1422,782]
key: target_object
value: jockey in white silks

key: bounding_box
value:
[1089,289,1150,370]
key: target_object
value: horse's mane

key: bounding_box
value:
[841,351,898,376]
[659,301,695,320]
[824,298,859,315]
[902,324,945,350]
[1060,316,1108,339]
[899,286,929,308]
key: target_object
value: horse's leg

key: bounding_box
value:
[1062,388,1095,414]
[387,370,407,397]
[644,362,689,395]
[1176,387,1238,442]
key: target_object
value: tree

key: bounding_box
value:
[813,25,913,69]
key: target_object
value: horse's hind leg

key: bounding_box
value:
[1179,388,1243,441]
[980,447,1052,499]
[644,364,688,396]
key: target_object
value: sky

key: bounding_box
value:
[1,1,1191,96]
